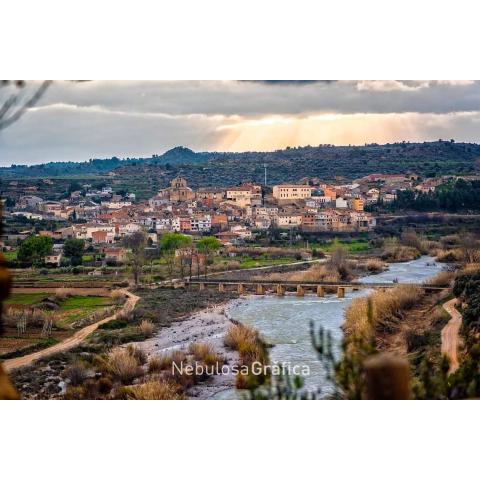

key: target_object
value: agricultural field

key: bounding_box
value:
[317,238,374,254]
[0,290,118,360]
[239,256,299,269]
[3,250,17,261]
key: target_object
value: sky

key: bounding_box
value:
[1,80,480,166]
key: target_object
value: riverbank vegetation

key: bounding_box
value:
[10,287,238,399]
[224,323,269,390]
[344,285,423,342]
[317,243,480,399]
[60,338,229,400]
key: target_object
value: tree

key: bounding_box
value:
[197,236,222,277]
[123,231,147,285]
[68,181,82,194]
[459,231,480,264]
[17,235,53,266]
[159,233,192,279]
[63,238,85,266]
[329,245,350,281]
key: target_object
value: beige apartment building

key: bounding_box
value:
[272,184,313,202]
[226,183,262,208]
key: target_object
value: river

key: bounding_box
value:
[214,256,443,399]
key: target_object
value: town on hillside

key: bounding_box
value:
[3,171,470,269]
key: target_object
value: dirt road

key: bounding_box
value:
[441,298,462,374]
[2,289,140,373]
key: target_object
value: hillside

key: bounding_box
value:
[110,141,480,198]
[0,146,211,178]
[2,142,480,196]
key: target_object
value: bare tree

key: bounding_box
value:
[459,232,480,264]
[0,80,51,131]
[123,231,147,285]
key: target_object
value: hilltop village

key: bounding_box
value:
[2,171,460,266]
[2,173,464,266]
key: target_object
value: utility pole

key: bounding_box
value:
[263,163,267,187]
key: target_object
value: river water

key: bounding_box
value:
[214,256,443,399]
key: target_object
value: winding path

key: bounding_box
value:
[2,289,140,373]
[441,298,462,374]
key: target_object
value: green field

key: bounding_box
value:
[5,293,112,327]
[59,295,111,310]
[239,257,298,269]
[3,250,17,261]
[5,292,50,305]
[320,239,373,254]
[57,296,113,327]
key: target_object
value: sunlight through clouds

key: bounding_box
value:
[214,111,480,151]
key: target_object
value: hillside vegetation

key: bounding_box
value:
[2,141,480,187]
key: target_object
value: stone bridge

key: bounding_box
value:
[177,278,448,298]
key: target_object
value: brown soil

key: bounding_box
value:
[441,298,462,374]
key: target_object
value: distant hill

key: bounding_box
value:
[108,141,480,200]
[0,146,211,178]
[150,146,211,166]
[2,142,480,189]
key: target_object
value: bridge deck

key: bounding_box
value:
[185,278,448,290]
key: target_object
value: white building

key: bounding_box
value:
[274,213,303,227]
[190,215,212,232]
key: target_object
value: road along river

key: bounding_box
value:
[214,256,443,399]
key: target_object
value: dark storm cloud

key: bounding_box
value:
[31,80,480,117]
[1,80,480,165]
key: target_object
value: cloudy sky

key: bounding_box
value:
[1,80,480,166]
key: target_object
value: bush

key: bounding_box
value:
[97,376,113,395]
[400,229,423,252]
[366,259,385,272]
[148,355,166,373]
[137,320,155,336]
[99,318,129,330]
[188,342,223,366]
[54,287,74,301]
[224,324,257,351]
[148,350,187,373]
[115,310,133,324]
[64,385,85,400]
[63,362,88,386]
[30,309,49,328]
[428,270,454,287]
[430,306,451,326]
[381,245,420,262]
[126,344,147,365]
[312,248,325,259]
[103,347,143,384]
[288,263,341,284]
[405,330,431,352]
[224,323,269,389]
[127,380,185,400]
[110,289,125,304]
[344,285,423,340]
[435,249,462,263]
